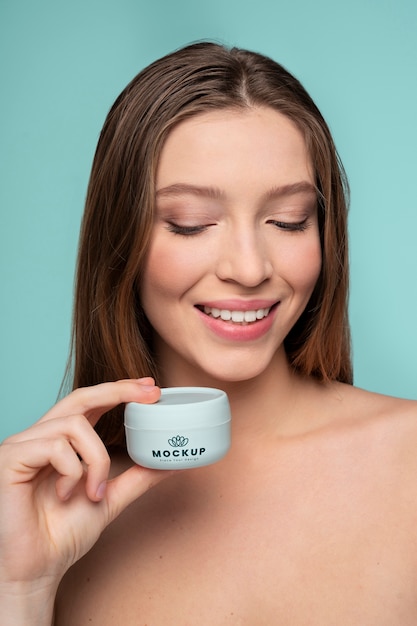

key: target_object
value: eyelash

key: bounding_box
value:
[165,219,309,237]
[266,219,309,232]
[165,223,209,236]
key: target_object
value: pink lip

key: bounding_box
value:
[195,302,279,342]
[197,299,278,311]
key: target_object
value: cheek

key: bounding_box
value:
[277,236,322,291]
[141,237,207,302]
[302,239,322,286]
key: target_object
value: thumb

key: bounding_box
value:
[103,465,174,523]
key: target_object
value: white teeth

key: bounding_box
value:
[244,310,257,323]
[231,311,244,322]
[203,306,271,323]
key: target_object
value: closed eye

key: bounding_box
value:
[165,222,211,236]
[267,218,309,232]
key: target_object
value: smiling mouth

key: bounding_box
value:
[196,304,277,325]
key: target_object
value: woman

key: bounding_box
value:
[1,42,417,625]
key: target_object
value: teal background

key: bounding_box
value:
[1,0,416,440]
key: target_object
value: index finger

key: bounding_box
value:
[38,378,161,427]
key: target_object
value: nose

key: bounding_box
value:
[215,225,273,287]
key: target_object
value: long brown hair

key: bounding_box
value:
[68,42,352,448]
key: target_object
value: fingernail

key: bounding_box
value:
[137,377,155,385]
[96,481,107,500]
[136,379,157,392]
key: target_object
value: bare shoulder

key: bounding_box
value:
[321,381,417,464]
[300,376,417,439]
[328,381,417,421]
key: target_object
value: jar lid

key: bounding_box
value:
[124,387,231,430]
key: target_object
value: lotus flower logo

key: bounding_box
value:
[168,435,189,447]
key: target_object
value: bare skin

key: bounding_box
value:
[54,369,417,625]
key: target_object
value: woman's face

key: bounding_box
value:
[141,107,322,385]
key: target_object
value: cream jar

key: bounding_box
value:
[124,387,231,470]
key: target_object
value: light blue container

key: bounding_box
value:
[125,387,231,470]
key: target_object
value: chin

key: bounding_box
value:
[194,359,276,386]
[156,342,285,387]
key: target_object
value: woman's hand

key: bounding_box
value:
[0,378,171,621]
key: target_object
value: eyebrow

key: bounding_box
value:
[156,181,317,201]
[263,181,317,201]
[156,183,224,200]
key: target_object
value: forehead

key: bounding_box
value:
[156,107,314,191]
